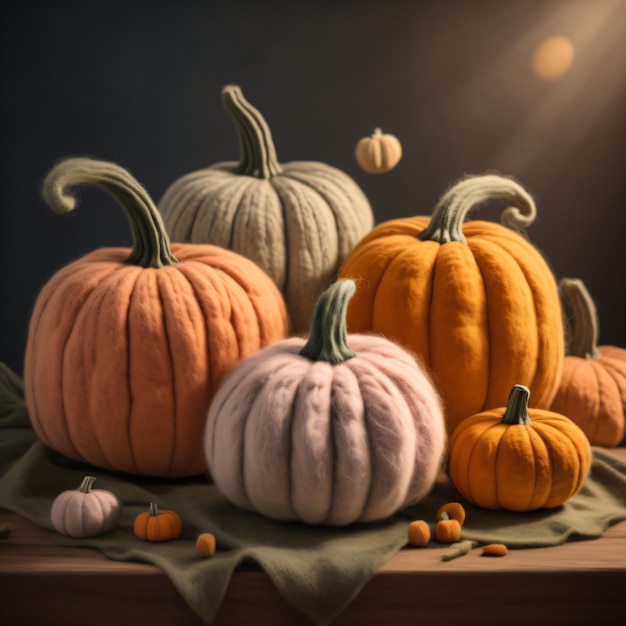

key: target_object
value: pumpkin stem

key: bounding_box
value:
[149,502,160,516]
[372,127,383,137]
[42,157,178,268]
[417,175,537,244]
[299,279,357,365]
[501,385,531,426]
[221,84,283,179]
[78,476,98,493]
[559,278,601,359]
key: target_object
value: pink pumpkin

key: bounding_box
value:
[50,476,120,538]
[204,279,447,526]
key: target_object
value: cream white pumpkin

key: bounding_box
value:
[158,85,375,333]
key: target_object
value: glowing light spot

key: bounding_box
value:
[531,35,575,81]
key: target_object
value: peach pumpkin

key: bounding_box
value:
[550,278,626,447]
[204,279,447,526]
[24,157,289,478]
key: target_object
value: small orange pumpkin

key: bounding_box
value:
[24,157,289,478]
[435,502,466,526]
[550,278,626,447]
[434,513,462,543]
[195,533,217,558]
[448,384,592,512]
[407,520,431,547]
[133,503,182,542]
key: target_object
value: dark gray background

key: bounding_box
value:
[1,0,625,375]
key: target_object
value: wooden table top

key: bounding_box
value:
[2,448,626,626]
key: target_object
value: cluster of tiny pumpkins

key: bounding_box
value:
[22,84,626,530]
[50,475,215,556]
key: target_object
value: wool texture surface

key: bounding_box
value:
[205,334,447,526]
[338,217,564,434]
[158,161,374,334]
[2,370,626,625]
[23,243,289,478]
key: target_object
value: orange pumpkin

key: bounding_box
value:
[24,157,289,477]
[338,174,564,433]
[133,503,182,542]
[448,385,591,511]
[550,278,626,447]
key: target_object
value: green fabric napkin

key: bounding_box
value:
[2,362,626,625]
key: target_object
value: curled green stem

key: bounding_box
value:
[560,278,601,359]
[43,157,177,268]
[418,174,537,244]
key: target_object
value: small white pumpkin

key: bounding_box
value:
[50,475,120,538]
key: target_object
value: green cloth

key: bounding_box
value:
[2,362,626,625]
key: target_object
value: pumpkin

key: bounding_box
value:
[50,476,120,538]
[407,520,431,547]
[24,157,289,478]
[196,532,217,558]
[133,503,182,542]
[435,502,466,526]
[355,128,402,174]
[204,278,447,526]
[157,84,375,333]
[434,513,462,543]
[338,174,565,434]
[549,278,626,447]
[448,384,592,512]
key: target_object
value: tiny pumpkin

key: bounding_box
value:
[407,520,431,547]
[24,157,289,478]
[196,533,217,558]
[355,127,402,174]
[157,84,375,333]
[448,384,592,512]
[204,278,447,526]
[338,174,565,434]
[434,513,462,543]
[50,476,120,538]
[550,278,626,447]
[436,502,466,526]
[133,503,182,542]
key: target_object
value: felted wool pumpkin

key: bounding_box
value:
[50,476,120,538]
[355,128,402,174]
[133,503,182,542]
[436,502,466,526]
[448,384,592,511]
[407,520,431,547]
[157,84,375,333]
[195,533,217,558]
[338,174,565,434]
[550,278,626,447]
[204,278,447,526]
[434,514,462,543]
[24,157,289,478]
